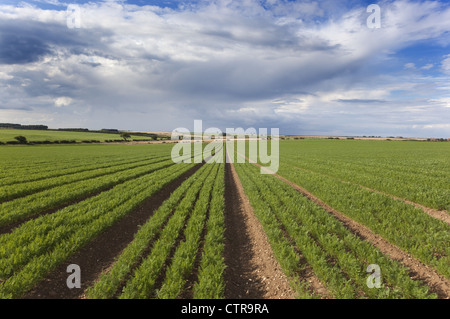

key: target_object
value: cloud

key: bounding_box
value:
[421,64,434,70]
[0,0,449,137]
[405,63,435,71]
[54,96,72,107]
[441,54,450,74]
[335,98,388,104]
[0,29,51,64]
[0,105,32,111]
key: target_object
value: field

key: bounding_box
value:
[0,129,156,143]
[0,140,448,299]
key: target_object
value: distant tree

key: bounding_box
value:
[120,132,131,141]
[14,136,27,144]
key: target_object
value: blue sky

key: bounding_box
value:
[0,0,449,137]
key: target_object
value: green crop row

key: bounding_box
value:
[235,163,436,299]
[0,153,156,187]
[192,163,226,299]
[275,163,450,279]
[0,144,173,183]
[85,162,217,299]
[157,163,221,298]
[235,163,355,298]
[280,140,450,211]
[282,156,449,211]
[0,159,175,228]
[0,161,189,278]
[0,155,170,203]
[118,163,219,299]
[0,161,196,298]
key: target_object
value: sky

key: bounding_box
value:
[0,0,449,137]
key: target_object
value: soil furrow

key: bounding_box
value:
[223,158,296,299]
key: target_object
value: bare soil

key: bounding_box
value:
[223,160,296,299]
[22,163,202,299]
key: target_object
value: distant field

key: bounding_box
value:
[0,129,155,143]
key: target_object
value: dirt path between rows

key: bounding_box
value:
[223,158,296,299]
[22,163,202,299]
[241,155,450,299]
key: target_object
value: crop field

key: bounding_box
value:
[0,129,156,143]
[0,140,448,299]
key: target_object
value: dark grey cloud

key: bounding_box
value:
[0,105,32,111]
[0,32,51,64]
[0,19,114,65]
[80,61,102,67]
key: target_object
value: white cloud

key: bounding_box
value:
[441,54,450,74]
[415,123,450,129]
[0,71,13,80]
[429,97,450,108]
[421,64,434,70]
[54,96,73,107]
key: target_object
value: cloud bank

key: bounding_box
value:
[0,0,449,137]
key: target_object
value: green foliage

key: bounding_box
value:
[85,147,226,299]
[276,162,450,280]
[192,164,226,299]
[86,163,218,299]
[120,132,131,141]
[235,162,436,299]
[14,136,27,144]
[119,163,218,299]
[0,144,195,298]
[280,139,450,210]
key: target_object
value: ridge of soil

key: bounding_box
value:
[22,163,202,299]
[223,158,296,299]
